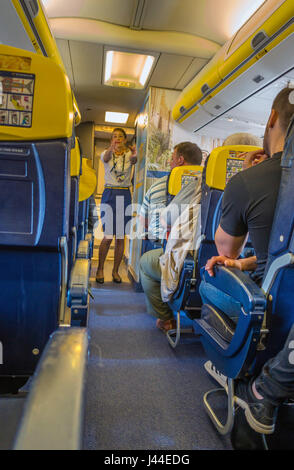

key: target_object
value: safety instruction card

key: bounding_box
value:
[0,71,35,128]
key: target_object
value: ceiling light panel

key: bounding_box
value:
[104,49,155,89]
[105,112,129,124]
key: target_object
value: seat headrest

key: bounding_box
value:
[71,137,81,177]
[206,145,262,190]
[79,158,97,201]
[0,45,73,141]
[168,165,203,195]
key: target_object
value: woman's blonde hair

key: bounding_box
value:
[223,133,262,146]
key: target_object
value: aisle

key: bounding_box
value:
[83,260,232,450]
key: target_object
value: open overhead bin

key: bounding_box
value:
[173,0,294,132]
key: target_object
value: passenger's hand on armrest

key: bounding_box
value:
[205,256,241,277]
[205,255,257,277]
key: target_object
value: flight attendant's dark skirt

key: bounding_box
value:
[100,187,132,238]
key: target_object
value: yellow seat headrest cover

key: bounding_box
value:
[0,45,73,140]
[70,137,81,177]
[79,158,97,201]
[168,165,203,196]
[205,145,262,190]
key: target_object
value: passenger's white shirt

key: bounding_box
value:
[159,176,202,302]
[101,148,133,187]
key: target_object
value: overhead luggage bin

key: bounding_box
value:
[172,49,224,128]
[172,0,294,132]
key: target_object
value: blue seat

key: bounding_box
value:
[167,145,260,347]
[76,158,96,247]
[194,116,294,436]
[0,45,75,393]
[68,137,82,276]
[0,140,72,391]
[68,175,80,274]
[77,200,87,247]
[67,157,97,327]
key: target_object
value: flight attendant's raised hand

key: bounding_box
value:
[129,144,137,164]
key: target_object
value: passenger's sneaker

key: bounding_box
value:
[204,360,228,391]
[156,318,176,333]
[234,379,278,434]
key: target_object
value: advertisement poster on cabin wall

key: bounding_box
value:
[128,87,181,283]
[146,87,180,190]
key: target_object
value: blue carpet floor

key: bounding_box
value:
[83,279,233,450]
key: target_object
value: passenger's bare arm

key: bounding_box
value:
[215,225,248,259]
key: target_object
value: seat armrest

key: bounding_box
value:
[76,240,90,259]
[172,253,195,301]
[197,266,267,367]
[13,327,88,450]
[84,232,94,257]
[180,253,195,280]
[67,259,90,306]
[85,233,93,244]
[200,266,266,314]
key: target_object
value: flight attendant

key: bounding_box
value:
[96,128,137,283]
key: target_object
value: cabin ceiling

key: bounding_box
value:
[44,0,263,44]
[2,0,282,141]
[42,0,267,131]
[55,37,209,129]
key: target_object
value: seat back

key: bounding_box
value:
[163,165,203,243]
[0,45,74,378]
[68,138,81,275]
[167,165,203,201]
[199,145,261,266]
[77,158,97,245]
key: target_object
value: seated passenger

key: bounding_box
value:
[202,87,294,320]
[235,323,294,435]
[140,177,202,333]
[222,132,262,147]
[140,133,262,333]
[139,141,202,249]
